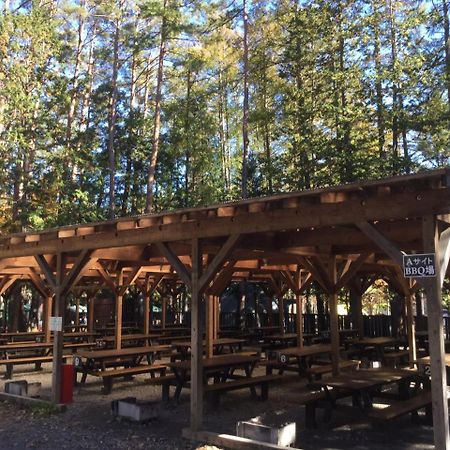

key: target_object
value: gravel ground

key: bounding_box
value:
[0,362,436,450]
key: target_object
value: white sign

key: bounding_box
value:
[49,316,63,331]
[403,253,436,278]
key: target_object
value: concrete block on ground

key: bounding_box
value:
[5,381,41,398]
[237,419,296,447]
[111,397,159,423]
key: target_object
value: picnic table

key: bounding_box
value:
[168,353,263,402]
[415,355,450,383]
[74,345,170,393]
[351,337,406,365]
[172,338,246,358]
[307,368,419,426]
[0,341,93,378]
[265,344,356,380]
[95,333,160,349]
[0,331,44,343]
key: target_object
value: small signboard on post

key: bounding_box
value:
[403,253,436,278]
[49,316,63,332]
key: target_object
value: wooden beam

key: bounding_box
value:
[60,249,92,296]
[335,253,371,291]
[0,276,18,296]
[28,269,50,298]
[206,295,214,358]
[297,256,332,294]
[356,221,405,266]
[198,234,241,293]
[156,242,192,288]
[70,257,99,290]
[119,266,143,296]
[95,263,116,292]
[34,255,56,291]
[422,214,450,450]
[115,270,124,350]
[208,261,236,296]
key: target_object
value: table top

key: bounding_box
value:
[263,333,298,341]
[353,337,398,346]
[172,338,246,348]
[168,353,260,371]
[0,331,44,337]
[280,344,333,358]
[0,342,53,351]
[77,345,169,360]
[98,333,160,343]
[315,368,416,390]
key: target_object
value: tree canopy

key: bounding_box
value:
[0,0,449,233]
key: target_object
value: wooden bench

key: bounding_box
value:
[382,350,409,368]
[368,391,432,422]
[204,374,283,407]
[306,360,360,382]
[92,364,168,394]
[0,355,71,379]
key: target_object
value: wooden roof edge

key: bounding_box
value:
[0,168,448,244]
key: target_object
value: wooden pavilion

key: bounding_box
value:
[0,169,449,448]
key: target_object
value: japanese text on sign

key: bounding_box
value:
[403,253,436,278]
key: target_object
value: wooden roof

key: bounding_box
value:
[0,168,449,296]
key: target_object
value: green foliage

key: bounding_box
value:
[0,0,448,233]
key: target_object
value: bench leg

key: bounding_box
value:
[260,382,269,401]
[34,362,43,371]
[305,403,317,428]
[102,379,112,395]
[4,364,12,380]
[162,382,170,402]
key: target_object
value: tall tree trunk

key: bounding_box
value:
[241,0,250,198]
[146,0,167,213]
[388,0,399,166]
[122,26,138,217]
[184,66,192,206]
[66,0,87,146]
[372,1,385,158]
[443,0,450,106]
[107,5,122,219]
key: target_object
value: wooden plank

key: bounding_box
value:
[156,242,192,288]
[295,293,303,348]
[0,276,17,296]
[88,296,94,333]
[208,261,236,296]
[28,269,50,298]
[422,214,450,450]
[356,221,404,266]
[190,238,203,432]
[198,234,241,293]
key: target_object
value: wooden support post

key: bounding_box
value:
[190,238,203,432]
[75,297,80,326]
[206,295,214,358]
[356,294,364,338]
[295,293,303,348]
[143,290,150,335]
[278,297,284,335]
[43,296,53,343]
[405,283,416,368]
[422,215,450,450]
[214,296,220,340]
[115,271,124,350]
[162,297,167,329]
[329,256,340,376]
[88,296,94,333]
[52,253,64,405]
